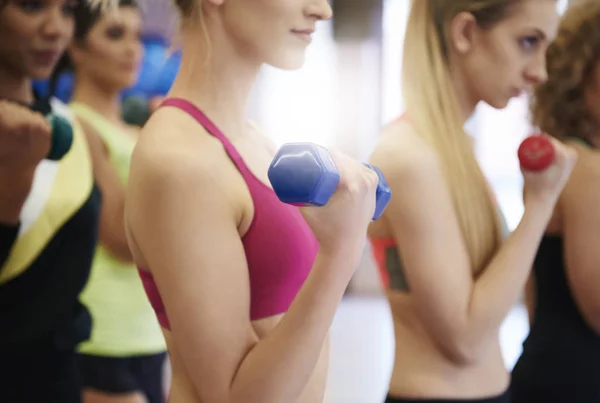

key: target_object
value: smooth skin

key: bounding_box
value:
[368,0,577,399]
[124,1,380,403]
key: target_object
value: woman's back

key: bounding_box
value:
[69,102,166,357]
[368,120,508,399]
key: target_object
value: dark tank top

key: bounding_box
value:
[513,136,600,393]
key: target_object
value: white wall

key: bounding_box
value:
[217,0,572,296]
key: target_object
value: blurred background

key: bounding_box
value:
[34,0,578,401]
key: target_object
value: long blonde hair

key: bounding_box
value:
[402,0,519,275]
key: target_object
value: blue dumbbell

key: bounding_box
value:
[267,142,392,221]
[46,114,73,161]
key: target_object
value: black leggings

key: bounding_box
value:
[1,344,82,403]
[77,352,167,403]
[511,351,600,403]
[385,389,511,403]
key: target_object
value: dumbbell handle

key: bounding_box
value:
[362,163,392,221]
[518,134,555,172]
[268,143,392,221]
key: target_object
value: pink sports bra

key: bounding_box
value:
[137,98,319,329]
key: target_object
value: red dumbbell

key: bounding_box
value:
[518,134,555,172]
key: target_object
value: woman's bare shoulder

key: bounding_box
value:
[371,118,440,180]
[130,109,229,187]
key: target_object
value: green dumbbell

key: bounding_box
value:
[46,114,73,161]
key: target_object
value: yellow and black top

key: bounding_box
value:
[0,97,101,350]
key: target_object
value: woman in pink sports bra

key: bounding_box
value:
[107,0,381,402]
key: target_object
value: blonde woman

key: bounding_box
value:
[368,0,576,402]
[93,0,380,403]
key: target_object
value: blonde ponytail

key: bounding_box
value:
[402,0,501,275]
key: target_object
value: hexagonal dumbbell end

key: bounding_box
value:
[268,143,392,220]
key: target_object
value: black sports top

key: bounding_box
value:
[0,98,101,351]
[517,136,600,387]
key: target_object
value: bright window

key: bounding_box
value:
[380,0,570,231]
[249,21,338,148]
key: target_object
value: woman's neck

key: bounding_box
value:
[0,67,34,104]
[448,58,478,124]
[70,77,122,124]
[167,23,262,138]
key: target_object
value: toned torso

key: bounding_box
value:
[367,122,508,399]
[369,219,507,398]
[127,110,330,403]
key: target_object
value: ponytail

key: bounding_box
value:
[402,0,501,275]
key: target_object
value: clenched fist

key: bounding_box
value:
[0,100,52,168]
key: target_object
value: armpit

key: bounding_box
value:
[385,246,410,292]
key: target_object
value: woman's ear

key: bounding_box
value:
[448,11,478,55]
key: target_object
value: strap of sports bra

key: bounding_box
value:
[158,98,248,168]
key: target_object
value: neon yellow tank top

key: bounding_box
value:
[71,102,166,357]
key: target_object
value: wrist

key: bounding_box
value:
[522,196,555,226]
[523,193,556,214]
[316,241,364,277]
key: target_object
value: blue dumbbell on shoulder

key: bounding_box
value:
[46,113,73,161]
[267,142,392,220]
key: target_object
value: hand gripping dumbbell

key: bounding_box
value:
[267,143,392,221]
[518,134,555,172]
[2,98,74,161]
[46,114,73,161]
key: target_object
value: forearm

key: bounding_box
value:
[466,202,553,352]
[0,166,36,224]
[229,250,353,403]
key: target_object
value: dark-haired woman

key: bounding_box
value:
[0,1,101,402]
[49,1,169,402]
[511,1,600,402]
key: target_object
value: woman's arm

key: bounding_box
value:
[0,101,53,266]
[559,151,600,334]
[79,119,132,262]
[126,139,361,403]
[370,125,555,365]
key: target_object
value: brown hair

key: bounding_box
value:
[173,0,196,17]
[402,0,530,275]
[88,0,198,20]
[531,0,600,142]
